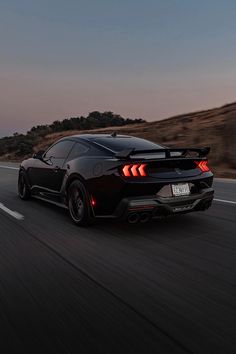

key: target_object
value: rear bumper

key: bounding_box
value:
[112,187,214,219]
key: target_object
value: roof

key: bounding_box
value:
[60,133,132,142]
[77,134,131,140]
[58,134,162,153]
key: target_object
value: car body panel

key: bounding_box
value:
[19,134,214,220]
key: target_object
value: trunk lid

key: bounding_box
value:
[117,147,210,179]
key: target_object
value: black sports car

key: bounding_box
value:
[18,134,214,225]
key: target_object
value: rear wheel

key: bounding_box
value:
[18,171,31,200]
[68,180,93,226]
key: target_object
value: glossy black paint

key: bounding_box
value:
[19,134,214,219]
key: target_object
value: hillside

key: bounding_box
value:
[1,103,236,178]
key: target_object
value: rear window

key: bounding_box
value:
[93,137,163,152]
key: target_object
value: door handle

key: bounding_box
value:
[53,166,61,173]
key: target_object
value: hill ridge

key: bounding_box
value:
[0,102,236,178]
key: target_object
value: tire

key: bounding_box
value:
[68,180,93,226]
[18,171,31,200]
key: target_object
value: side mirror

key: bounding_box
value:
[33,150,45,159]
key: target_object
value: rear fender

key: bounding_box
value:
[63,173,87,202]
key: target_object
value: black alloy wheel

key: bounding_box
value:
[68,180,92,226]
[18,172,31,200]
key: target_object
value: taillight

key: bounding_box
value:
[195,160,210,172]
[122,164,132,177]
[122,163,147,177]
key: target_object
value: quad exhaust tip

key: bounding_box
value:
[139,212,151,223]
[127,213,140,224]
[127,212,151,224]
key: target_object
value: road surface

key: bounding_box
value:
[0,163,235,353]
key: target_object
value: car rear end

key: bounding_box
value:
[87,136,214,222]
[113,149,214,222]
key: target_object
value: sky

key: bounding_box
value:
[0,0,236,136]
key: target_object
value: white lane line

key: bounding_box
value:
[214,198,236,205]
[214,178,236,183]
[0,203,24,220]
[0,165,19,170]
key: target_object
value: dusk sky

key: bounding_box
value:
[0,0,236,136]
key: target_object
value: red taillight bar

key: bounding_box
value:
[122,163,147,177]
[131,164,140,177]
[138,164,147,177]
[195,160,210,172]
[122,164,132,177]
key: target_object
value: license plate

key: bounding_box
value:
[171,183,190,197]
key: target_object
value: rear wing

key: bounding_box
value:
[115,147,211,159]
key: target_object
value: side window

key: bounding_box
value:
[67,142,89,161]
[44,141,74,159]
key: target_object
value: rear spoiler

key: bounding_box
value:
[115,147,211,159]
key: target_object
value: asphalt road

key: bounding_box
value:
[0,163,235,354]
